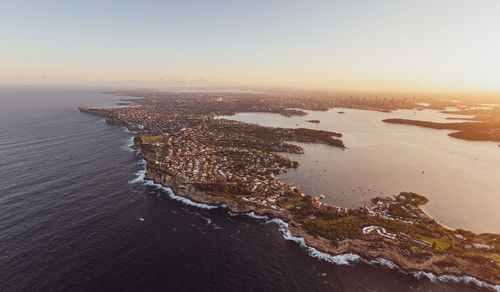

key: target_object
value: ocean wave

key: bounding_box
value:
[246,211,268,220]
[265,218,362,265]
[127,151,222,210]
[142,180,221,210]
[115,124,137,152]
[369,258,398,270]
[122,127,136,134]
[237,216,497,290]
[128,169,146,184]
[263,217,499,291]
[414,271,500,291]
[122,136,500,291]
[120,136,137,152]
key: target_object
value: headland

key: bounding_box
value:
[384,98,500,144]
[80,90,500,287]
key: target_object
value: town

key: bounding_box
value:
[80,91,500,285]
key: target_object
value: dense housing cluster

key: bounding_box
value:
[80,91,500,280]
[85,92,345,205]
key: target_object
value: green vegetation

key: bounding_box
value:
[397,192,429,205]
[193,182,249,202]
[418,235,451,251]
[277,191,310,210]
[371,192,429,206]
[383,118,500,143]
[301,216,364,240]
[490,253,500,262]
[140,135,164,144]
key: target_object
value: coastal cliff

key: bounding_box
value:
[138,144,500,286]
[80,103,500,288]
[143,162,289,220]
[383,118,500,143]
[289,225,500,285]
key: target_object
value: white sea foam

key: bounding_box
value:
[414,271,500,291]
[121,136,138,153]
[122,127,135,134]
[125,143,221,209]
[120,137,132,151]
[246,211,268,220]
[262,217,498,290]
[143,178,221,210]
[265,218,362,265]
[128,169,146,184]
[127,136,134,146]
[118,125,137,152]
[369,258,397,270]
[127,153,222,210]
[122,136,500,291]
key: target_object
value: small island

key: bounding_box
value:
[81,91,500,286]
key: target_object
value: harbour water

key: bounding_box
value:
[0,87,493,291]
[222,108,500,234]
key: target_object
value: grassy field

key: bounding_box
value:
[278,195,309,210]
[140,136,164,144]
[418,235,452,251]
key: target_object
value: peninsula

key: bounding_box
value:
[383,118,500,143]
[81,90,500,287]
[385,98,500,144]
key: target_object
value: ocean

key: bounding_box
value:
[0,87,493,291]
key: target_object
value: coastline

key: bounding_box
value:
[132,143,500,291]
[133,132,499,289]
[383,118,500,144]
[80,103,500,290]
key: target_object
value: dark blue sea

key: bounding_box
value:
[0,87,492,291]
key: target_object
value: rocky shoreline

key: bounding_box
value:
[139,147,499,287]
[80,105,500,289]
[383,118,500,144]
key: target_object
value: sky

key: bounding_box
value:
[1,0,500,97]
